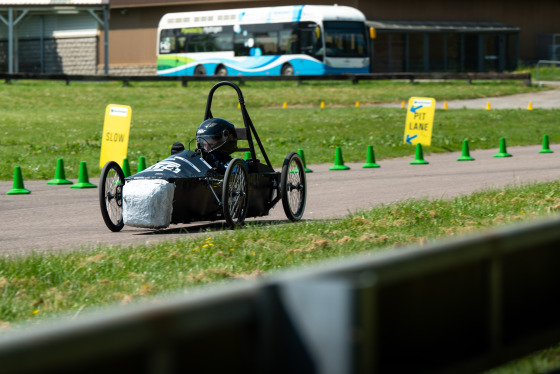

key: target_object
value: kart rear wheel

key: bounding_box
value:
[281,152,307,221]
[99,161,125,232]
[222,158,249,229]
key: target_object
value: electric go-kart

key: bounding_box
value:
[99,81,307,232]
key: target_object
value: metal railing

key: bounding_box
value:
[0,72,532,87]
[0,215,559,373]
[535,60,560,85]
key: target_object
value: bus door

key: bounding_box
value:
[299,22,323,61]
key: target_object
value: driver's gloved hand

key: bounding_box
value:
[171,142,185,155]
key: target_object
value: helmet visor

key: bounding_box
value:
[196,132,226,152]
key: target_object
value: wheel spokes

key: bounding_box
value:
[104,169,123,225]
[228,168,247,220]
[287,160,303,213]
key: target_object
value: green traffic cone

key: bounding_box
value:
[539,134,553,154]
[137,156,147,172]
[493,137,512,158]
[7,166,31,195]
[297,149,313,173]
[329,147,350,170]
[362,145,380,168]
[244,151,252,161]
[457,140,475,161]
[70,161,96,189]
[122,157,131,177]
[410,143,429,165]
[47,158,73,185]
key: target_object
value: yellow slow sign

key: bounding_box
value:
[99,104,131,169]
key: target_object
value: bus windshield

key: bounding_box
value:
[323,21,367,58]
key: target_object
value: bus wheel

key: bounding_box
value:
[281,63,294,76]
[215,65,227,76]
[194,65,207,75]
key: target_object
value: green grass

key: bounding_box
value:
[2,179,560,372]
[486,343,560,374]
[0,79,551,181]
[2,179,560,325]
[2,79,560,372]
[519,63,560,82]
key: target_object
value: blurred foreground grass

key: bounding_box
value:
[1,79,559,373]
[1,179,559,323]
[1,179,560,372]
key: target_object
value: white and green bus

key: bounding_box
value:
[157,5,370,76]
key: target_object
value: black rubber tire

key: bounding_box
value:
[194,65,207,75]
[222,158,249,229]
[281,63,294,76]
[281,152,307,221]
[215,65,228,76]
[99,161,125,232]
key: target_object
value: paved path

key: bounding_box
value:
[377,86,560,109]
[1,145,559,255]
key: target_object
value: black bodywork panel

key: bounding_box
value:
[127,150,280,224]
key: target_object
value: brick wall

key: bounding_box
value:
[0,36,157,75]
[0,37,98,74]
[96,64,157,76]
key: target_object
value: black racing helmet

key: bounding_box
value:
[195,118,238,157]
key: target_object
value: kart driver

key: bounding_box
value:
[171,118,238,173]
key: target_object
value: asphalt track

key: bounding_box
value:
[1,89,559,255]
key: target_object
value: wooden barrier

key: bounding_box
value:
[0,72,532,87]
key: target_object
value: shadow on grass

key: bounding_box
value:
[131,218,300,236]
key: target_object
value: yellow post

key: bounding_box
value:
[528,101,533,110]
[320,101,325,109]
[443,101,448,110]
[486,101,491,110]
[283,101,287,109]
[355,101,360,108]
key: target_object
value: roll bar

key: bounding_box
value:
[203,81,272,168]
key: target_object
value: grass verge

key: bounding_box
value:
[1,79,559,372]
[2,179,560,326]
[0,80,552,181]
[2,179,560,372]
[519,64,560,82]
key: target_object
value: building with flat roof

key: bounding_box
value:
[0,0,109,74]
[1,0,558,74]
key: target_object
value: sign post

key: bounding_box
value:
[403,97,436,146]
[100,104,132,169]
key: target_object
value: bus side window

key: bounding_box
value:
[255,31,278,55]
[215,32,233,51]
[279,30,298,54]
[234,29,254,56]
[177,36,187,53]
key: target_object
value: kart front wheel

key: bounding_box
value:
[99,161,125,232]
[222,158,249,229]
[281,152,307,221]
